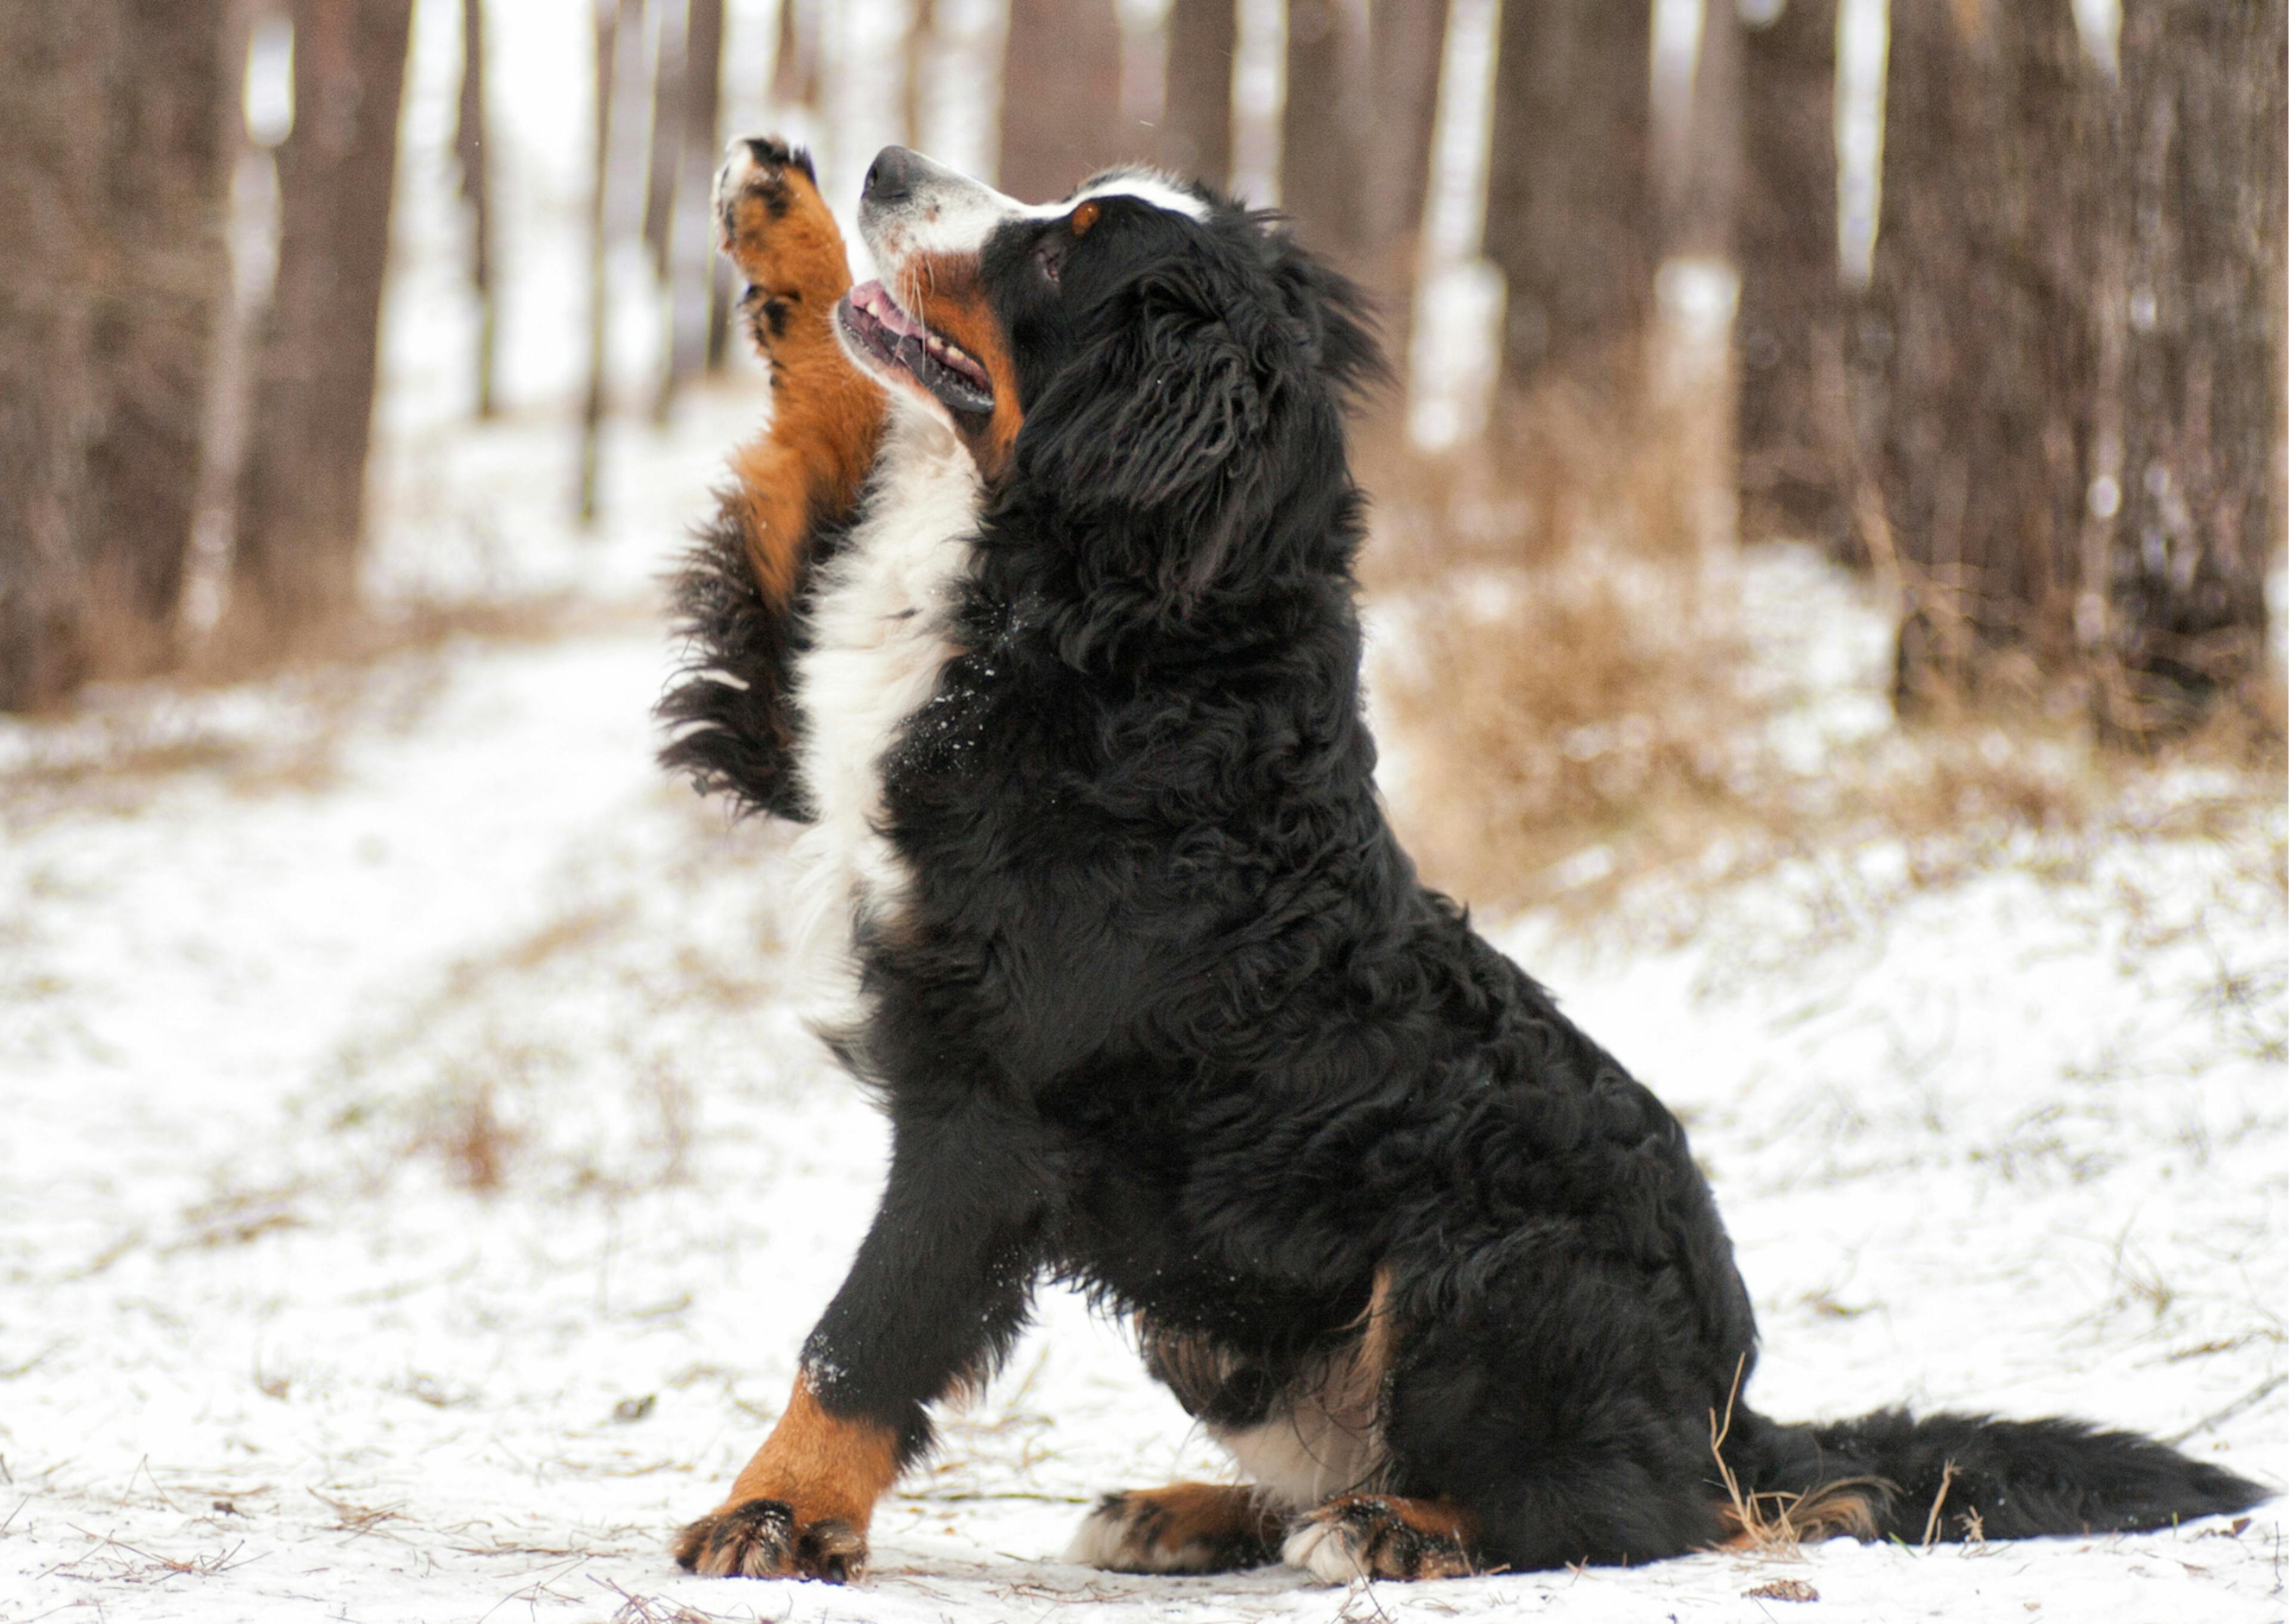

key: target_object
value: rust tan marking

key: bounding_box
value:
[1068,1482,1285,1573]
[1285,1493,1483,1582]
[723,1373,902,1523]
[673,1371,902,1579]
[1069,200,1101,236]
[1713,1480,1884,1549]
[719,147,886,608]
[893,251,1025,479]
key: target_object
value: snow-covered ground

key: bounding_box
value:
[2,381,2282,1622]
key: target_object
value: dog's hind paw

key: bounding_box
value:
[1282,1495,1480,1583]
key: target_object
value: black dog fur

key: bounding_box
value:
[661,157,2267,1576]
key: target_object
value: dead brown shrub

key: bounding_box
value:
[1357,360,2284,925]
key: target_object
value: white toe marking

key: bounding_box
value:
[1063,1504,1135,1570]
[1064,1501,1226,1575]
[1282,1518,1367,1586]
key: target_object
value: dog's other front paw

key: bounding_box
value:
[673,1497,868,1582]
[1066,1482,1282,1574]
[1281,1495,1480,1583]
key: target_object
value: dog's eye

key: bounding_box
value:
[1070,201,1101,237]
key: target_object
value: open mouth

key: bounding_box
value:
[837,280,994,417]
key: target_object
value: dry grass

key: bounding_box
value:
[410,1059,523,1194]
[1357,359,2286,929]
[1707,1356,1888,1559]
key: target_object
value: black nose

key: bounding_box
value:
[863,146,923,206]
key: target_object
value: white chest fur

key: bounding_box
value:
[787,410,981,1040]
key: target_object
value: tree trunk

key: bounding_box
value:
[2093,0,2286,736]
[657,0,723,417]
[232,0,413,636]
[1481,0,1656,389]
[688,0,731,373]
[645,0,686,281]
[903,0,938,150]
[772,0,822,113]
[1356,0,1449,367]
[0,0,233,708]
[578,0,632,523]
[998,0,1127,200]
[1161,0,1236,188]
[0,5,106,709]
[1661,0,1740,261]
[1869,0,2094,706]
[1362,0,1447,252]
[1281,0,1369,265]
[457,0,498,417]
[1735,0,1845,549]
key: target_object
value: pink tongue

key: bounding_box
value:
[853,279,925,342]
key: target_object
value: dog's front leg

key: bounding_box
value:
[675,1102,1049,1581]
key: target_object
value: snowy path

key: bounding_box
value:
[1,602,2282,1623]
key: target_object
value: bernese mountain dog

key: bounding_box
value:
[657,137,2265,1584]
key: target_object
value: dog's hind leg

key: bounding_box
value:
[1368,1252,1744,1575]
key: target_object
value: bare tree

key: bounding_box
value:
[772,0,822,114]
[1482,0,1657,389]
[1343,0,1450,371]
[644,0,687,280]
[1161,0,1236,187]
[1660,0,1740,261]
[999,0,1128,199]
[457,0,499,418]
[0,5,106,709]
[231,0,414,637]
[2093,0,2286,734]
[1868,1,2095,706]
[903,0,939,150]
[579,0,637,523]
[1,0,233,707]
[1361,0,1449,266]
[686,0,731,373]
[1282,0,1369,265]
[1735,0,1845,549]
[656,0,725,418]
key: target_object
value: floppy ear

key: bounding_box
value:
[1016,266,1268,518]
[1258,230,1388,405]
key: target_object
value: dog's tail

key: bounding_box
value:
[1741,1408,2268,1544]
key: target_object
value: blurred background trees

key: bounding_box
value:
[1,0,2281,775]
[1,0,234,708]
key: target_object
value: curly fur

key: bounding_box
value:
[661,145,2269,1580]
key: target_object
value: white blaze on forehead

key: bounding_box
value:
[865,162,1211,263]
[1064,169,1214,223]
